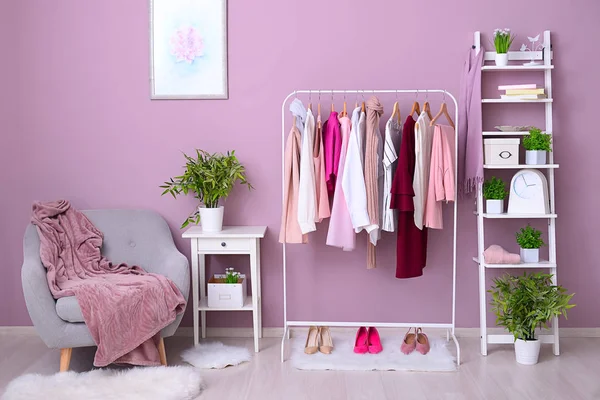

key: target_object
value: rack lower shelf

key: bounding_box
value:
[474,212,557,219]
[198,296,253,311]
[484,164,559,169]
[472,257,556,269]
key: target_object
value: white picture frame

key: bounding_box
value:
[150,0,228,100]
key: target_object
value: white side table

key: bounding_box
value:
[182,226,267,352]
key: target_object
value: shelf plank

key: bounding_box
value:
[482,65,554,71]
[473,212,557,219]
[472,257,556,269]
[483,131,552,136]
[484,164,559,169]
[198,296,254,311]
[182,226,267,239]
[482,98,553,103]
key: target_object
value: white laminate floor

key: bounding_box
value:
[1,331,599,400]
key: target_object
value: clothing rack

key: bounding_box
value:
[279,89,461,365]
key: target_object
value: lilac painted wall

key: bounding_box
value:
[2,0,600,329]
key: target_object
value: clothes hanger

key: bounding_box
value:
[354,92,359,109]
[308,90,312,111]
[423,90,433,120]
[391,90,401,124]
[410,90,421,117]
[361,90,366,113]
[430,92,455,129]
[317,90,321,118]
[331,90,335,112]
[341,91,348,117]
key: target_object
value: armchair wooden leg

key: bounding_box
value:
[60,348,72,372]
[158,337,167,366]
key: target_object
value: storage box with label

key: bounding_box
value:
[484,138,520,165]
[207,274,247,308]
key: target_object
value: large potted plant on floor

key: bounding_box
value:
[523,127,552,165]
[489,272,575,365]
[516,225,545,263]
[161,149,252,231]
[483,176,509,214]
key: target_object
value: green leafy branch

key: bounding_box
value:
[160,149,253,228]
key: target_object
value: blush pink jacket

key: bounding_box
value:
[424,125,455,229]
[279,125,308,244]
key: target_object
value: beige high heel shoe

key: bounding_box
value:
[304,326,320,354]
[319,326,334,354]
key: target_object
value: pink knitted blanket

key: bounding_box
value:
[31,200,186,367]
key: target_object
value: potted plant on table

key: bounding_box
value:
[493,28,515,67]
[489,272,575,365]
[516,225,545,263]
[161,149,252,231]
[523,128,552,165]
[483,176,509,214]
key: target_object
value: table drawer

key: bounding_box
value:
[196,238,251,252]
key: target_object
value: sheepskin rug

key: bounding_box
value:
[181,341,251,369]
[290,333,456,372]
[2,366,204,400]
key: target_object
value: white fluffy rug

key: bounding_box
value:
[290,333,456,372]
[181,341,251,369]
[2,366,204,400]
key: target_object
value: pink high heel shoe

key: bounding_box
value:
[354,327,369,354]
[367,327,383,354]
[416,328,430,355]
[400,328,416,355]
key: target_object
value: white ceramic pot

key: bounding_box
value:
[520,248,540,263]
[495,53,509,67]
[514,338,541,365]
[199,206,224,232]
[486,199,504,214]
[526,150,547,165]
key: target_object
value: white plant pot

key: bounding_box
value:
[514,338,541,365]
[526,150,547,165]
[486,199,504,214]
[520,248,540,263]
[199,206,224,232]
[495,53,509,67]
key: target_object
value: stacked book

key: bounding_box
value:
[498,84,547,100]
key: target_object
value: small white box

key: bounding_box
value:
[484,138,520,165]
[207,274,247,308]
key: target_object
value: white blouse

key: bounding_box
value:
[382,116,401,232]
[413,111,434,230]
[297,108,317,234]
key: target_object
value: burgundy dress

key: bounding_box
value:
[390,116,428,279]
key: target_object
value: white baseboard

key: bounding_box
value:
[4,326,600,339]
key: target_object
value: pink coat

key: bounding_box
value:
[424,125,455,229]
[326,116,355,250]
[279,125,308,244]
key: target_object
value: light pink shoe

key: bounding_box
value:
[416,328,430,355]
[367,327,383,354]
[400,328,416,355]
[354,327,369,354]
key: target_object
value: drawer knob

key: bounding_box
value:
[221,242,226,247]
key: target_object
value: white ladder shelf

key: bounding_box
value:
[473,30,559,356]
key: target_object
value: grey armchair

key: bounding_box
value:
[21,209,190,371]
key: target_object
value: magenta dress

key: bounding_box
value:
[326,116,355,251]
[323,111,342,195]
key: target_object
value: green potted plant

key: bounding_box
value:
[523,127,552,165]
[493,28,515,66]
[161,149,252,231]
[483,176,509,214]
[516,225,545,263]
[489,272,575,365]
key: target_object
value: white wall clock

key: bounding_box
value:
[507,169,550,214]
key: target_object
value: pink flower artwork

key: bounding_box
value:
[169,26,205,64]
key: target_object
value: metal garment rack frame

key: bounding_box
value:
[279,89,461,365]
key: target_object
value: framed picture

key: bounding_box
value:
[150,0,228,99]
